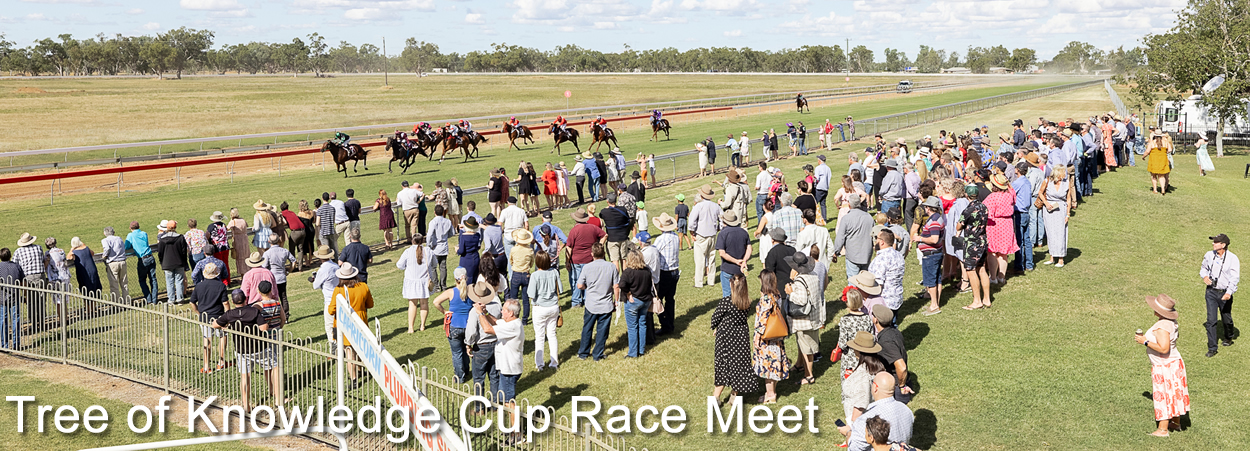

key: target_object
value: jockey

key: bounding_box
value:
[592,115,608,133]
[508,116,520,128]
[552,116,569,138]
[796,92,805,101]
[394,131,412,152]
[650,110,663,126]
[334,132,354,156]
[446,122,458,136]
[459,119,476,140]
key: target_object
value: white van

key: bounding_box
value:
[896,80,914,94]
[1157,95,1249,134]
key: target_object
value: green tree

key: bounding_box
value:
[1006,48,1037,73]
[159,27,214,79]
[1051,41,1100,74]
[849,45,873,73]
[399,39,442,73]
[914,45,943,73]
[307,33,328,76]
[139,40,174,78]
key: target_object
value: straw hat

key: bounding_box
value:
[203,262,221,280]
[998,132,1011,143]
[720,210,741,227]
[17,233,36,247]
[245,251,265,268]
[652,213,678,232]
[467,280,497,303]
[698,184,716,200]
[846,331,882,354]
[512,229,534,245]
[1025,152,1040,166]
[727,170,741,183]
[990,173,1009,190]
[849,270,883,295]
[581,151,593,160]
[209,211,225,222]
[253,199,269,210]
[1147,294,1178,320]
[313,245,335,260]
[335,262,359,279]
[571,208,590,223]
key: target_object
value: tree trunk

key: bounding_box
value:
[176,69,182,79]
[1216,120,1225,157]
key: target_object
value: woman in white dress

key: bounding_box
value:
[397,234,432,332]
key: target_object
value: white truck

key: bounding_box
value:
[1156,94,1250,135]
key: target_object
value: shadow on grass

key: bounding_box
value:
[911,408,938,449]
[902,322,930,351]
[545,383,590,412]
[393,346,436,365]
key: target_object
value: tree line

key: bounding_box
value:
[0,28,1142,77]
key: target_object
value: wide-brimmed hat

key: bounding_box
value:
[883,159,899,169]
[653,213,679,232]
[313,245,335,260]
[245,252,265,267]
[998,132,1011,143]
[462,216,480,230]
[581,151,593,160]
[157,220,169,232]
[209,211,225,222]
[203,262,221,279]
[769,227,787,243]
[253,199,269,210]
[698,184,716,200]
[847,331,882,354]
[727,170,741,183]
[990,173,1009,190]
[784,251,815,275]
[483,213,497,225]
[921,196,942,210]
[512,229,534,245]
[1147,294,1178,320]
[571,208,590,223]
[1025,152,1040,166]
[468,280,497,303]
[720,210,742,227]
[849,270,883,296]
[335,262,359,279]
[17,232,36,247]
[895,137,906,145]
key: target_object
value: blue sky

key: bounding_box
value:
[3,0,1187,59]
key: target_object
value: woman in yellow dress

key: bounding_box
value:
[1143,129,1173,195]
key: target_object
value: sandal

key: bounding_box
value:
[800,376,816,385]
[922,307,942,316]
[962,304,984,311]
[758,395,777,405]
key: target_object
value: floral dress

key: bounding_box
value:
[836,311,873,377]
[983,190,1019,255]
[959,200,989,265]
[753,294,790,382]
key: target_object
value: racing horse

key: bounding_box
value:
[796,95,809,113]
[437,132,488,164]
[503,123,534,151]
[548,125,581,155]
[323,140,369,178]
[588,123,618,153]
[650,119,671,141]
[386,136,426,174]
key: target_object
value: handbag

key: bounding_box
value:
[556,313,564,328]
[762,300,790,340]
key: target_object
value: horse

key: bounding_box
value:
[650,119,671,141]
[386,136,425,174]
[503,123,534,151]
[548,125,581,155]
[422,130,448,161]
[588,123,618,152]
[322,140,368,178]
[796,96,809,113]
[436,132,488,164]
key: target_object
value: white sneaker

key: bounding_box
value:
[1043,260,1054,265]
[1055,262,1065,268]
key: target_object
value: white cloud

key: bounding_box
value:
[26,13,47,20]
[142,21,161,30]
[465,12,484,23]
[126,8,144,14]
[723,29,741,37]
[19,0,97,4]
[594,21,617,29]
[291,0,433,17]
[509,0,642,27]
[344,7,387,20]
[679,0,759,13]
[180,0,243,11]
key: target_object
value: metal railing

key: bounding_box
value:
[0,279,636,451]
[1106,79,1128,119]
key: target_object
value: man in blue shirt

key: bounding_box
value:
[1010,162,1035,273]
[582,151,601,202]
[814,155,833,222]
[125,221,160,304]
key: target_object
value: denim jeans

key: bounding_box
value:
[1204,287,1236,353]
[798,138,807,155]
[507,271,531,324]
[163,268,186,304]
[578,311,612,360]
[570,263,586,307]
[587,178,599,201]
[731,153,741,168]
[881,200,901,216]
[815,189,829,221]
[756,194,769,226]
[721,271,734,299]
[846,260,869,280]
[471,341,500,401]
[502,236,516,275]
[0,303,19,350]
[1013,210,1033,270]
[863,183,874,197]
[190,253,205,266]
[136,255,159,304]
[624,299,648,357]
[448,327,470,384]
[1029,204,1046,247]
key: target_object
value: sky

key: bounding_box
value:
[2,0,1189,59]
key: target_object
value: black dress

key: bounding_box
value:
[527,171,540,196]
[489,177,503,203]
[711,295,760,394]
[519,172,535,197]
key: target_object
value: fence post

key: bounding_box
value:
[163,302,171,393]
[60,291,68,363]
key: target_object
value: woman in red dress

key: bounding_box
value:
[983,173,1019,284]
[542,162,559,212]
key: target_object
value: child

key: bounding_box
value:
[647,154,657,187]
[634,201,649,236]
[674,194,691,250]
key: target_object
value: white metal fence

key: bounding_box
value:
[1105,79,1128,119]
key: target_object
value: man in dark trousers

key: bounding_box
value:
[1201,234,1240,357]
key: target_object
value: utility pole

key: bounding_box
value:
[383,37,389,86]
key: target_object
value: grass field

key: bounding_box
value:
[8,82,1245,450]
[0,74,962,153]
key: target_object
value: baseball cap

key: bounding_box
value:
[675,194,686,202]
[1211,234,1231,245]
[542,211,553,219]
[635,231,651,244]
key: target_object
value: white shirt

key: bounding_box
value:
[755,171,772,195]
[636,210,649,233]
[572,161,587,177]
[740,136,751,152]
[1201,250,1240,296]
[499,205,528,234]
[396,187,420,211]
[493,317,525,376]
[330,199,348,223]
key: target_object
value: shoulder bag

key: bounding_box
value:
[762,297,790,340]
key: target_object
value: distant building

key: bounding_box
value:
[942,67,971,74]
[989,67,1010,74]
[431,68,449,73]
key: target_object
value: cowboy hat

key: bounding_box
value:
[467,280,497,303]
[157,220,169,232]
[847,331,883,354]
[483,213,497,225]
[720,210,742,227]
[203,262,221,280]
[1147,294,1178,320]
[571,208,590,223]
[652,213,679,232]
[990,173,1009,190]
[512,229,534,245]
[784,251,816,275]
[727,170,741,183]
[1025,152,1040,166]
[253,199,269,210]
[895,137,906,145]
[581,151,593,160]
[313,245,336,260]
[17,233,36,247]
[849,270,883,295]
[245,251,265,268]
[883,159,899,169]
[209,211,225,222]
[698,184,716,200]
[921,196,942,210]
[335,262,359,279]
[462,216,480,230]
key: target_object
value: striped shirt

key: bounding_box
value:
[917,213,944,254]
[317,204,336,236]
[653,232,681,271]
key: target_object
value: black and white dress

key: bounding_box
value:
[711,295,760,394]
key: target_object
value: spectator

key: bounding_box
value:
[837,303,877,425]
[480,214,506,273]
[627,170,647,203]
[212,289,271,411]
[184,218,208,266]
[599,193,633,271]
[617,250,654,358]
[374,190,397,250]
[616,184,638,220]
[475,298,524,407]
[637,232,660,344]
[873,305,914,403]
[191,263,229,374]
[0,248,25,349]
[814,155,833,221]
[309,246,339,349]
[771,192,802,250]
[397,181,422,243]
[397,234,432,333]
[316,193,340,255]
[572,156,588,205]
[581,153,601,202]
[240,252,277,306]
[461,201,483,229]
[840,371,914,451]
[448,178,464,229]
[206,211,233,283]
[1039,166,1071,267]
[711,273,759,403]
[754,198,776,266]
[500,196,529,270]
[984,174,1019,284]
[124,222,159,304]
[228,208,250,277]
[101,226,128,301]
[427,205,453,292]
[797,208,834,271]
[715,210,751,299]
[753,270,789,404]
[13,234,46,331]
[156,220,190,304]
[329,192,350,249]
[343,189,362,235]
[279,203,309,269]
[576,243,618,361]
[260,235,295,309]
[786,251,823,385]
[1200,233,1239,357]
[463,280,501,401]
[868,229,906,314]
[66,237,102,295]
[956,185,991,310]
[339,228,373,283]
[689,185,722,289]
[508,230,535,324]
[43,237,71,317]
[432,267,472,383]
[1136,294,1190,436]
[651,214,681,336]
[865,416,918,451]
[754,162,772,227]
[832,194,875,280]
[879,159,904,214]
[328,263,373,387]
[916,197,945,316]
[251,200,275,252]
[675,194,692,250]
[456,217,483,288]
[764,228,797,297]
[527,252,562,370]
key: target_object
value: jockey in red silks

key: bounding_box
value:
[508,116,520,128]
[551,116,569,138]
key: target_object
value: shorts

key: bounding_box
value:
[677,218,688,234]
[962,246,986,271]
[921,252,943,288]
[200,323,225,339]
[795,329,820,355]
[606,241,627,265]
[236,350,276,374]
[499,373,520,403]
